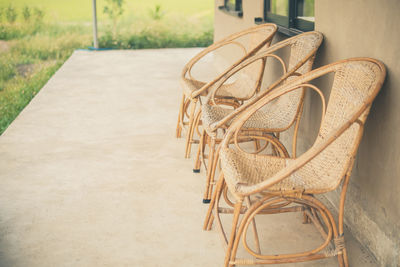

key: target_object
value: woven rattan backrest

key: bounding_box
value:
[257,32,323,127]
[236,26,280,95]
[248,26,277,53]
[287,33,322,76]
[226,24,277,73]
[235,32,323,102]
[301,60,385,190]
[318,61,382,139]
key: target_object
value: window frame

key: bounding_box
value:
[262,0,314,36]
[218,0,243,18]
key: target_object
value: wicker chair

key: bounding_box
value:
[197,32,323,203]
[203,58,386,267]
[176,24,278,158]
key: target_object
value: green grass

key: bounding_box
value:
[0,1,214,134]
[0,23,92,134]
[0,0,214,22]
[0,63,62,134]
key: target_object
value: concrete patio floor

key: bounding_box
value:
[0,49,378,266]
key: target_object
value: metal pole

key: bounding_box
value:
[92,0,99,49]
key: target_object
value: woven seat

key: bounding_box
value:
[176,24,278,159]
[219,148,287,191]
[220,138,356,195]
[181,76,258,100]
[196,32,323,203]
[201,90,300,135]
[203,58,386,267]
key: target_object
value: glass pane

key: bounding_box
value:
[297,0,315,22]
[225,0,234,10]
[237,0,242,11]
[226,0,241,11]
[269,0,289,17]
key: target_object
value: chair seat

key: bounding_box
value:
[180,77,255,100]
[219,148,339,196]
[201,103,294,136]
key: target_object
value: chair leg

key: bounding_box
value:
[203,172,224,230]
[245,196,261,255]
[184,98,197,158]
[193,128,206,173]
[253,139,260,151]
[224,199,243,267]
[176,94,186,138]
[338,173,350,267]
[207,150,220,200]
[342,248,349,267]
[214,179,229,245]
[203,137,216,203]
[193,107,202,138]
[218,194,349,266]
[302,208,312,224]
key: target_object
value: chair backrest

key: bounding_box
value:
[239,25,280,83]
[302,59,386,190]
[287,32,322,76]
[183,24,277,90]
[221,23,278,51]
[224,24,278,97]
[233,32,323,100]
[224,32,323,132]
[247,24,278,53]
[216,23,278,65]
[256,31,324,129]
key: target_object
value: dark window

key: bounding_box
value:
[225,0,242,12]
[263,0,314,35]
[218,0,243,17]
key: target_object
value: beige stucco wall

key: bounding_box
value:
[313,1,400,265]
[214,0,263,41]
[213,0,288,86]
[213,0,400,265]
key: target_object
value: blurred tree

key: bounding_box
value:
[103,0,125,37]
[22,6,31,22]
[148,4,165,20]
[33,7,45,24]
[5,5,17,24]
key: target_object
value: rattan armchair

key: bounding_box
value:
[197,32,323,203]
[203,58,386,267]
[176,24,278,158]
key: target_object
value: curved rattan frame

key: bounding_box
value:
[197,31,323,203]
[203,58,386,267]
[176,23,278,159]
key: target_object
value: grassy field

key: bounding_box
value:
[0,0,214,134]
[0,0,214,22]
